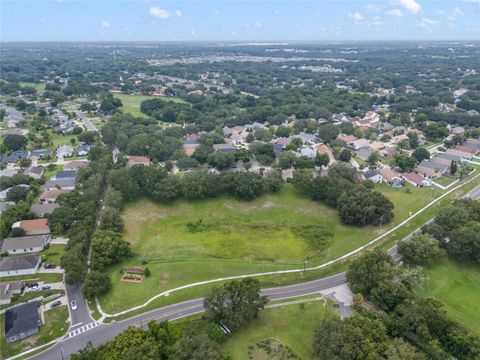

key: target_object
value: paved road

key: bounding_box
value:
[74,110,98,133]
[27,183,480,360]
[64,283,93,329]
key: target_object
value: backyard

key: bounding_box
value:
[418,258,480,335]
[99,183,442,313]
[222,300,331,359]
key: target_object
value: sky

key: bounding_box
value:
[1,0,479,42]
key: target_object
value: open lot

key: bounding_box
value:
[222,300,330,359]
[0,305,68,359]
[418,258,480,335]
[113,94,186,117]
[99,183,441,313]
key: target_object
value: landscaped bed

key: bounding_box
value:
[99,183,443,313]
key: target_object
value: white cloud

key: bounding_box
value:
[371,16,383,26]
[386,9,404,17]
[349,11,365,23]
[274,10,280,15]
[453,7,464,16]
[398,0,421,14]
[213,10,221,16]
[313,11,321,17]
[366,4,380,12]
[100,20,110,28]
[254,21,262,28]
[149,6,171,20]
[39,18,47,24]
[418,17,439,29]
[436,10,445,16]
[175,10,182,17]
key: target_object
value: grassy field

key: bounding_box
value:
[41,244,66,266]
[222,300,330,359]
[114,94,186,117]
[418,259,480,335]
[19,82,46,93]
[0,273,63,283]
[99,183,441,313]
[0,305,68,359]
[434,176,457,187]
[0,290,63,311]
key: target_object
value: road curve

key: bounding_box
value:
[26,184,480,360]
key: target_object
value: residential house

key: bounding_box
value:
[437,152,463,163]
[31,203,59,217]
[0,255,41,277]
[183,140,200,157]
[56,145,74,158]
[416,160,449,179]
[346,139,370,150]
[44,178,76,191]
[0,185,29,201]
[5,150,30,164]
[53,171,77,181]
[297,132,317,145]
[4,301,41,343]
[430,156,452,168]
[77,144,95,156]
[0,281,24,305]
[212,143,237,154]
[299,146,316,158]
[380,146,398,158]
[378,168,402,187]
[63,160,89,171]
[273,143,284,157]
[463,140,480,154]
[363,169,383,183]
[12,219,50,236]
[25,166,44,179]
[401,172,430,188]
[127,156,151,167]
[446,148,473,161]
[0,168,20,178]
[1,234,51,255]
[356,147,373,161]
[30,149,52,160]
[454,145,477,156]
[337,134,357,143]
[275,137,292,147]
[0,201,14,214]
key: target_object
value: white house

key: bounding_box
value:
[1,235,51,255]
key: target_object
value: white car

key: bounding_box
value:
[70,300,77,310]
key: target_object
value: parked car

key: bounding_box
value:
[28,282,39,291]
[42,285,51,291]
[71,300,77,310]
[44,263,57,269]
[50,300,62,308]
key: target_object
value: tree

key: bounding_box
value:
[207,151,235,170]
[450,160,458,175]
[371,280,411,312]
[327,162,358,183]
[81,271,112,299]
[231,172,265,200]
[447,222,480,263]
[397,233,444,265]
[6,185,30,202]
[412,147,430,162]
[337,188,394,226]
[3,134,27,151]
[315,153,330,168]
[90,230,131,271]
[18,158,32,169]
[318,124,340,144]
[204,278,268,332]
[99,207,124,232]
[346,249,396,294]
[393,153,417,172]
[173,334,222,360]
[338,148,352,162]
[385,338,427,360]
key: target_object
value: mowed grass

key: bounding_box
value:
[114,94,186,117]
[222,300,330,359]
[418,259,480,335]
[99,183,441,313]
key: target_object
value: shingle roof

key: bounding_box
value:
[5,301,40,340]
[0,254,40,272]
[1,235,49,252]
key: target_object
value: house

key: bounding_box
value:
[299,146,316,158]
[56,145,74,158]
[276,137,292,147]
[0,255,41,277]
[1,234,51,255]
[437,152,463,163]
[315,143,332,155]
[0,185,29,201]
[4,301,41,343]
[53,170,77,180]
[77,144,95,156]
[63,160,89,171]
[463,140,480,154]
[30,149,52,160]
[273,143,284,157]
[12,219,50,236]
[44,178,76,191]
[127,156,151,167]
[0,168,20,178]
[380,146,398,158]
[391,134,410,144]
[297,132,317,145]
[0,281,24,305]
[31,203,59,217]
[363,169,383,183]
[446,148,473,161]
[337,134,357,143]
[454,145,477,156]
[346,139,370,150]
[213,143,237,154]
[378,168,402,186]
[5,150,30,164]
[39,189,70,204]
[25,166,44,179]
[356,147,373,161]
[183,140,201,157]
[401,172,430,188]
[0,201,15,214]
[416,160,449,179]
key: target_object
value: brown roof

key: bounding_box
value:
[378,168,400,182]
[40,189,70,200]
[63,160,89,170]
[315,144,331,154]
[127,156,150,165]
[402,172,426,185]
[338,134,357,142]
[17,219,50,235]
[454,145,477,155]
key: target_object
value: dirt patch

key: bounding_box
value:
[158,272,171,287]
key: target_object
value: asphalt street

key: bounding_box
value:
[27,184,480,360]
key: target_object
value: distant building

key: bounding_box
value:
[127,156,151,167]
[31,203,60,217]
[4,301,41,343]
[12,219,50,236]
[0,254,41,277]
[0,281,24,305]
[363,169,383,183]
[1,234,51,255]
[56,145,74,158]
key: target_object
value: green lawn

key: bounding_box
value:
[114,94,186,117]
[41,244,66,266]
[99,183,441,313]
[0,305,69,359]
[19,82,46,93]
[0,273,63,283]
[222,300,331,359]
[434,176,457,187]
[418,259,480,335]
[0,290,63,311]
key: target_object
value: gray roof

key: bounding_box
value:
[45,178,76,189]
[364,169,380,179]
[54,171,77,180]
[5,301,40,340]
[419,159,449,171]
[1,235,49,252]
[31,203,59,216]
[437,152,462,162]
[0,254,40,272]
